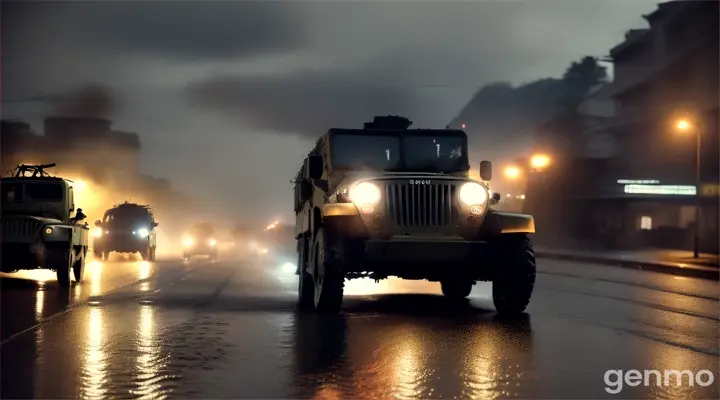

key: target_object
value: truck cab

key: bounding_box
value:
[1,163,89,286]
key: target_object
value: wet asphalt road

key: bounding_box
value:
[0,252,718,399]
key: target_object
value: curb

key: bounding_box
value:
[536,252,720,281]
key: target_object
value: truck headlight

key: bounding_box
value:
[137,228,149,238]
[349,182,381,205]
[459,182,488,206]
[92,227,102,237]
[183,237,194,247]
[209,238,217,246]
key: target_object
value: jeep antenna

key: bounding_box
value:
[13,163,57,178]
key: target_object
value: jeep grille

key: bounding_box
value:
[1,217,42,242]
[383,181,458,228]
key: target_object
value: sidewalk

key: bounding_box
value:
[535,246,719,281]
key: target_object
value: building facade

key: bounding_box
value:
[527,0,719,252]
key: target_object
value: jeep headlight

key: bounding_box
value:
[137,228,149,238]
[459,182,488,206]
[92,227,102,237]
[349,182,381,205]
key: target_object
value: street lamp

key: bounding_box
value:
[530,154,551,170]
[504,166,521,180]
[674,118,701,258]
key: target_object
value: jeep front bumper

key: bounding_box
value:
[363,236,489,262]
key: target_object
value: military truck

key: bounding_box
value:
[182,222,218,260]
[93,202,158,261]
[293,116,536,314]
[1,164,89,287]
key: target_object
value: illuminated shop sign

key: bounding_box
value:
[623,184,696,195]
[617,179,660,184]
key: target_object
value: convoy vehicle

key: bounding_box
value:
[293,116,536,314]
[93,202,158,261]
[183,222,218,260]
[1,164,89,286]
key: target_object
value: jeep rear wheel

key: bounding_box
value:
[312,227,344,313]
[441,279,473,299]
[491,234,536,314]
[297,238,314,311]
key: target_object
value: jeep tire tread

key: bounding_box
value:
[297,238,314,311]
[491,234,536,314]
[312,227,344,314]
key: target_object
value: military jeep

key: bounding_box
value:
[93,202,159,261]
[293,116,536,314]
[1,164,89,287]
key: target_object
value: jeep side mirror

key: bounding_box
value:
[95,220,102,226]
[153,222,159,227]
[491,192,501,205]
[480,160,492,181]
[305,155,324,180]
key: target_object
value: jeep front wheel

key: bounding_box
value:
[311,227,344,313]
[491,234,536,314]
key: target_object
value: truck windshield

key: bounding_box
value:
[330,132,468,172]
[331,133,401,170]
[2,183,23,203]
[2,182,65,203]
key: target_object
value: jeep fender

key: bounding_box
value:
[479,211,535,237]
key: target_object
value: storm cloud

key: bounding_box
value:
[1,0,659,222]
[3,1,301,60]
[185,66,422,138]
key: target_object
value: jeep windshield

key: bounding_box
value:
[104,208,150,228]
[1,182,64,203]
[330,132,468,173]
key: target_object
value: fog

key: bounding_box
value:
[1,0,656,225]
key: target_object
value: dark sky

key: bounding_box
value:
[2,0,656,222]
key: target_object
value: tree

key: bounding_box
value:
[559,56,608,109]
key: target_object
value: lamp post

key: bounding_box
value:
[675,118,701,258]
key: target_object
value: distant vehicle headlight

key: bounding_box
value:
[459,182,488,206]
[137,228,149,238]
[349,182,381,204]
[92,227,102,237]
[209,238,217,246]
[280,262,296,274]
[183,237,194,247]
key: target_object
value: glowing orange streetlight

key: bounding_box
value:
[673,117,702,258]
[530,154,551,170]
[675,119,692,132]
[504,166,521,180]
